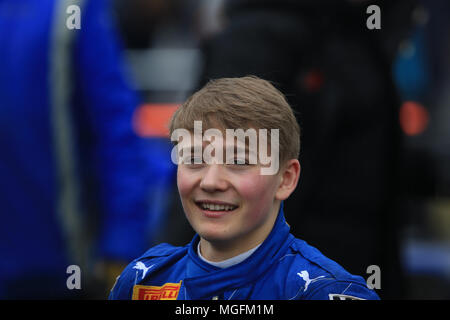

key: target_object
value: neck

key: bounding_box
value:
[199,201,281,262]
[199,236,262,262]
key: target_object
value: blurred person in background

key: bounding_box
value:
[0,0,165,298]
[197,0,419,299]
[391,0,450,298]
[111,0,204,247]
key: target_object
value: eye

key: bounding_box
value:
[228,158,250,166]
[191,157,204,164]
[183,156,204,166]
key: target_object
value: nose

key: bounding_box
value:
[199,165,228,193]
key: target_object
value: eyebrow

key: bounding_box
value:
[178,144,255,156]
[179,145,203,154]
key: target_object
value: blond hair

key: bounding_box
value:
[169,76,300,165]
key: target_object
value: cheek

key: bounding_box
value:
[177,168,198,222]
[237,175,277,215]
[177,168,194,198]
[238,174,276,198]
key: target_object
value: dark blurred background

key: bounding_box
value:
[0,0,449,299]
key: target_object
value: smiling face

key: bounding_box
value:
[170,77,301,258]
[176,134,298,256]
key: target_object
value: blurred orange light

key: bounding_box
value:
[399,101,429,136]
[302,70,324,93]
[133,103,180,138]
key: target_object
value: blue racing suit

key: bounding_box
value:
[109,203,380,300]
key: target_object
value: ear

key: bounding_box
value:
[275,159,301,201]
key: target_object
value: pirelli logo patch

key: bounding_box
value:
[132,281,182,300]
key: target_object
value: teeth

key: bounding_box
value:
[200,203,236,211]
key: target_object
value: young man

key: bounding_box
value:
[109,76,380,300]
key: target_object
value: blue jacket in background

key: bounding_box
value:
[109,204,380,300]
[0,0,173,298]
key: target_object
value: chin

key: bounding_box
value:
[198,230,228,242]
[196,227,236,244]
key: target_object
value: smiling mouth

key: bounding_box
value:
[195,201,239,212]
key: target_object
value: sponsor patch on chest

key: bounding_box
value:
[132,281,182,300]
